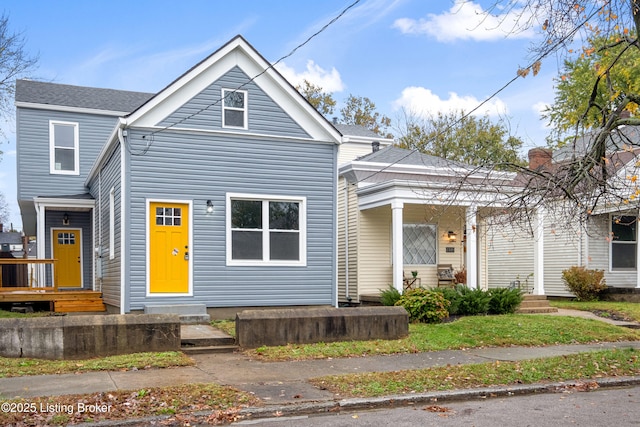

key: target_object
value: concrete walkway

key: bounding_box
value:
[1,309,639,422]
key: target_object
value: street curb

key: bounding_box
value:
[74,376,640,425]
[237,376,640,421]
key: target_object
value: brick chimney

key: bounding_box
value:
[0,223,3,233]
[528,147,552,170]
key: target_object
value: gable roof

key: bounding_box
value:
[123,35,341,143]
[15,80,154,115]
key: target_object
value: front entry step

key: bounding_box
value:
[516,295,558,314]
[180,324,237,354]
[144,304,211,324]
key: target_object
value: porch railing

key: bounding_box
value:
[0,259,58,291]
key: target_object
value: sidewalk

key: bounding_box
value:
[1,310,640,420]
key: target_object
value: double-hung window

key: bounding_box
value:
[222,89,247,129]
[49,121,79,175]
[611,215,637,270]
[227,194,306,265]
[403,224,437,265]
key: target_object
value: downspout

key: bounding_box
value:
[344,179,350,302]
[118,126,126,314]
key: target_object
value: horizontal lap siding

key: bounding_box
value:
[486,221,534,289]
[158,66,309,139]
[126,130,336,309]
[88,144,122,308]
[16,108,117,199]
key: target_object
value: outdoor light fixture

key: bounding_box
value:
[63,213,69,226]
[447,230,457,242]
[206,200,214,214]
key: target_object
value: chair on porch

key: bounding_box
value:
[437,264,455,288]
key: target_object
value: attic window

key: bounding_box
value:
[222,89,247,129]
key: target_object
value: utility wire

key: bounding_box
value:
[125,0,362,155]
[359,5,602,181]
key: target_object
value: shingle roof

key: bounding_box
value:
[333,123,382,139]
[0,232,23,245]
[356,145,472,169]
[15,79,154,113]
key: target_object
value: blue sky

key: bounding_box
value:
[0,0,558,231]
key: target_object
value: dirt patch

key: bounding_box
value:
[590,310,633,322]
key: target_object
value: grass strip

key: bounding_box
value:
[310,348,640,398]
[0,351,194,378]
[249,315,640,361]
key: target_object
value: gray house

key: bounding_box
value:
[16,36,341,314]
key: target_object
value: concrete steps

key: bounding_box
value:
[516,295,558,314]
[180,324,238,354]
[144,304,211,324]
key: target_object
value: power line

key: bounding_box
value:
[360,5,603,181]
[126,0,362,155]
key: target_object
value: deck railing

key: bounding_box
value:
[0,259,58,291]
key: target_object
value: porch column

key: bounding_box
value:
[465,205,478,289]
[533,206,545,295]
[35,200,46,288]
[391,201,404,293]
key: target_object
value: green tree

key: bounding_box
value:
[340,94,393,138]
[397,111,526,170]
[296,79,336,117]
[544,33,640,146]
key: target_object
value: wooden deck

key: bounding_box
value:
[0,259,105,313]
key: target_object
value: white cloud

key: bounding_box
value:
[393,0,536,42]
[276,60,345,93]
[392,86,507,118]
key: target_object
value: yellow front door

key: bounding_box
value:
[150,202,189,293]
[52,229,82,288]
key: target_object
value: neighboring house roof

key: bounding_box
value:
[554,126,640,162]
[356,145,471,169]
[333,124,381,139]
[15,79,154,114]
[0,232,22,245]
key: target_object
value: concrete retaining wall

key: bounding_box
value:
[236,306,409,348]
[0,314,181,360]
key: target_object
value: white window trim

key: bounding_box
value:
[610,214,638,272]
[221,88,248,129]
[109,187,115,260]
[226,193,307,266]
[49,120,80,175]
[402,223,438,266]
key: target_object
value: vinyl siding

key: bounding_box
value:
[337,178,359,303]
[486,220,535,289]
[542,217,583,296]
[87,143,122,308]
[158,66,310,139]
[16,107,118,200]
[357,205,392,294]
[125,128,336,310]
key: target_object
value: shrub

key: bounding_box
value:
[433,286,461,315]
[395,288,450,323]
[488,287,524,314]
[562,266,607,301]
[457,286,491,316]
[380,285,402,306]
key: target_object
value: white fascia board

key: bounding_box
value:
[125,38,341,144]
[341,135,395,145]
[33,197,95,209]
[15,101,127,117]
[341,160,516,183]
[356,180,517,210]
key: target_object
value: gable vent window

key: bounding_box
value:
[222,89,247,129]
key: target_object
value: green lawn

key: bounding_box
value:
[248,314,640,361]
